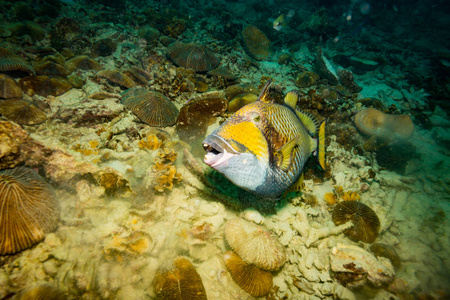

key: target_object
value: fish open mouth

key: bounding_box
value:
[202,135,237,168]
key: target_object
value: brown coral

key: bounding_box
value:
[34,61,70,77]
[0,98,47,125]
[125,66,153,85]
[224,218,286,271]
[88,91,121,100]
[228,93,258,112]
[97,70,136,88]
[295,71,320,88]
[0,74,22,99]
[370,243,401,268]
[0,167,60,255]
[65,55,102,72]
[0,46,35,75]
[224,250,273,297]
[332,201,380,243]
[314,47,338,85]
[242,25,271,61]
[225,83,258,100]
[354,108,415,140]
[337,68,362,93]
[176,91,228,142]
[207,66,236,80]
[167,42,220,72]
[91,38,117,57]
[121,87,179,127]
[19,75,72,97]
[153,257,207,300]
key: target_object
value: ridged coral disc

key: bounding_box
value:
[121,87,179,127]
[167,42,220,72]
[0,167,60,255]
[224,250,273,297]
[0,74,22,99]
[0,99,47,125]
[224,218,286,271]
[98,70,135,88]
[332,201,380,243]
[153,257,207,300]
[0,46,35,75]
[241,25,271,61]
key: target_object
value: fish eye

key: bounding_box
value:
[250,112,261,123]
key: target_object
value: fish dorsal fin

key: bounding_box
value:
[257,80,273,103]
[289,173,304,192]
[277,135,299,172]
[296,110,319,136]
[284,90,299,109]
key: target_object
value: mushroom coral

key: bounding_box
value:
[354,108,414,140]
[0,167,60,255]
[332,201,380,243]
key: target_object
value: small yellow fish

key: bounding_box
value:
[273,14,286,31]
[203,80,326,200]
[273,10,295,31]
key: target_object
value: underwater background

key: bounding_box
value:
[0,0,449,299]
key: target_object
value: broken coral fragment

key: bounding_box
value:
[330,244,395,288]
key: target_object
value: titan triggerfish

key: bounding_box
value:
[203,80,326,199]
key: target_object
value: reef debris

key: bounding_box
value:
[330,244,395,288]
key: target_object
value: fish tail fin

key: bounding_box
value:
[317,120,326,170]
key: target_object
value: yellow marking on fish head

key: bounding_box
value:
[217,119,268,162]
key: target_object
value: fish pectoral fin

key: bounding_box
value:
[277,136,300,172]
[289,173,304,192]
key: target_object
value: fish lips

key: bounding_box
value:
[202,135,239,168]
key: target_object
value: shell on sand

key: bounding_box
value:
[224,218,286,271]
